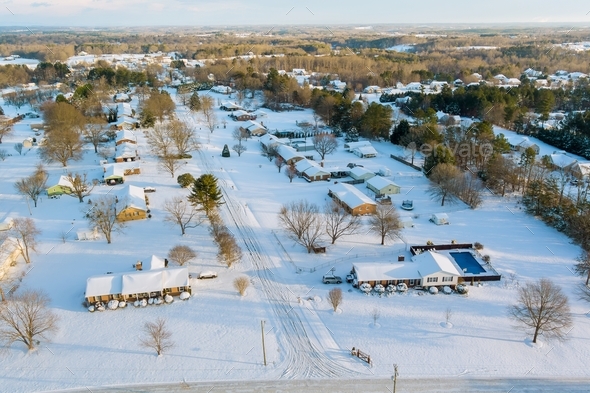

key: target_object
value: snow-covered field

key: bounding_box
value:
[1,91,589,392]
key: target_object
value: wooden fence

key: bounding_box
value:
[390,154,422,171]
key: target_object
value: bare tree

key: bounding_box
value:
[368,205,402,245]
[7,218,41,264]
[14,143,23,155]
[327,288,343,312]
[233,276,250,296]
[261,143,279,162]
[167,244,197,266]
[285,163,297,183]
[372,308,380,326]
[428,163,462,206]
[64,172,97,203]
[14,164,48,207]
[168,119,199,157]
[324,201,361,244]
[274,156,285,173]
[98,146,115,161]
[278,200,323,253]
[232,143,247,157]
[200,95,218,133]
[146,122,174,156]
[312,133,338,161]
[574,250,590,286]
[85,195,124,244]
[39,128,84,167]
[83,122,107,153]
[0,119,13,143]
[232,127,248,143]
[508,278,572,343]
[0,290,58,350]
[445,307,453,325]
[157,153,186,178]
[163,196,203,235]
[140,318,174,356]
[0,149,7,161]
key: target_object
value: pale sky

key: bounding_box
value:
[1,0,589,27]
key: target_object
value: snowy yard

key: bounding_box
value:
[0,92,589,392]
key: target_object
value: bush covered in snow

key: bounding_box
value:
[397,283,408,292]
[180,291,191,300]
[429,286,439,294]
[456,284,469,294]
[443,286,452,295]
[474,242,483,250]
[107,300,119,310]
[164,294,174,303]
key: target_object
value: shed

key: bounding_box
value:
[366,176,401,196]
[430,213,449,225]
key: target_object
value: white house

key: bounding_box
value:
[115,129,137,145]
[366,176,401,196]
[116,103,133,118]
[352,250,462,288]
[549,152,577,170]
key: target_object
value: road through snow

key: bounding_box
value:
[195,148,361,379]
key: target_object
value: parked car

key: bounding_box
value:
[143,187,156,193]
[322,275,342,284]
[346,274,354,283]
[198,271,217,279]
[346,163,364,169]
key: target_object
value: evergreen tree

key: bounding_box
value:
[189,91,201,112]
[188,174,224,216]
[390,119,410,145]
[424,144,456,175]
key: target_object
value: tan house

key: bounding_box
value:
[116,185,147,222]
[366,176,401,196]
[0,237,20,280]
[328,183,377,216]
[277,144,305,165]
[565,161,590,179]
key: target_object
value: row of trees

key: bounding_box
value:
[278,199,402,252]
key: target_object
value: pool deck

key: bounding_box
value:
[440,249,501,281]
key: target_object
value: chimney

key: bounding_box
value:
[135,261,142,271]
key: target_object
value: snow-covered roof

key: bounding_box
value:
[366,176,400,191]
[117,185,146,211]
[104,164,126,179]
[143,255,165,270]
[329,183,376,209]
[86,274,124,297]
[231,110,250,117]
[432,213,448,220]
[116,103,133,118]
[550,153,577,169]
[295,158,315,172]
[354,146,378,156]
[349,166,375,178]
[115,142,138,158]
[115,116,138,128]
[122,270,162,295]
[220,101,242,110]
[344,141,372,150]
[259,133,282,147]
[244,120,266,131]
[413,251,462,277]
[56,175,74,189]
[277,144,304,162]
[353,262,419,282]
[303,165,330,177]
[116,129,137,143]
[163,267,190,288]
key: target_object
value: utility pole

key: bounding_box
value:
[261,320,267,366]
[392,364,399,393]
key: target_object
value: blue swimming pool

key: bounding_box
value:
[449,252,486,274]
